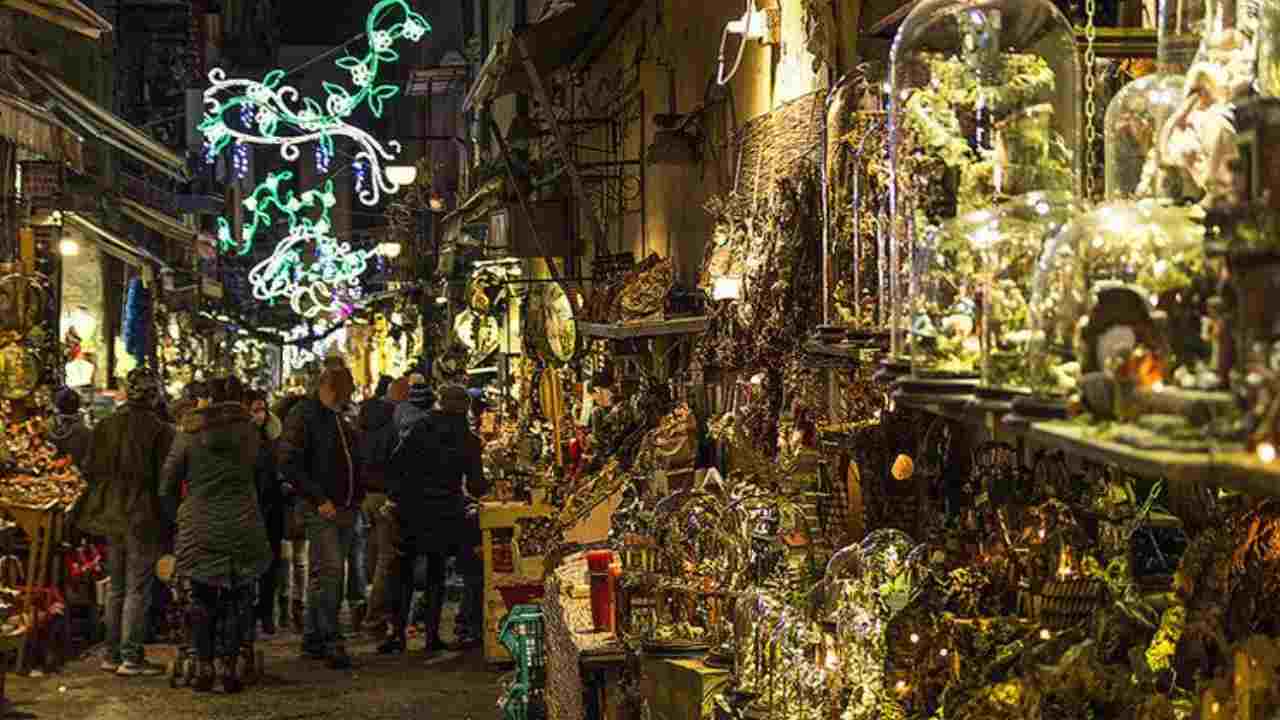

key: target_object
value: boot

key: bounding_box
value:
[240,645,258,686]
[350,604,366,635]
[192,660,215,692]
[220,656,243,694]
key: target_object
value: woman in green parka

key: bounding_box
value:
[161,376,272,693]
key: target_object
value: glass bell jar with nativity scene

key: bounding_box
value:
[888,0,1081,401]
[1103,0,1206,200]
[1020,200,1214,435]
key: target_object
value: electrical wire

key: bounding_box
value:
[715,0,754,86]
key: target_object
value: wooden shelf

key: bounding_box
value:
[578,317,710,340]
[1023,420,1280,498]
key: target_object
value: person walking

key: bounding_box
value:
[279,365,364,669]
[48,387,91,469]
[273,392,308,633]
[161,377,273,692]
[357,376,401,636]
[247,390,285,635]
[76,368,175,677]
[381,385,487,656]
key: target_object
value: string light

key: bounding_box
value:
[233,141,249,180]
[353,158,368,194]
[198,0,430,207]
[315,142,333,174]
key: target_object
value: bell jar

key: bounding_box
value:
[1024,200,1208,416]
[975,192,1084,397]
[1104,0,1205,200]
[826,69,889,336]
[888,0,1081,391]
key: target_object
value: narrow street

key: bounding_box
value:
[5,612,501,720]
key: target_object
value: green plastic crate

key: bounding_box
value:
[498,604,545,720]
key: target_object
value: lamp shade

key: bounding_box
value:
[385,165,418,186]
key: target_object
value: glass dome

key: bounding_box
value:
[1026,200,1208,403]
[977,192,1084,393]
[909,191,1081,388]
[826,70,888,332]
[888,0,1081,381]
[1103,0,1205,200]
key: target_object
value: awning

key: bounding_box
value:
[14,61,189,181]
[463,0,642,111]
[64,212,172,271]
[0,89,83,171]
[3,0,113,39]
[117,196,196,244]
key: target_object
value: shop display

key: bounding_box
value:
[1025,200,1210,426]
[910,192,1081,393]
[0,416,85,509]
[889,0,1080,386]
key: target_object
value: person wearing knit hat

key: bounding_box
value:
[395,375,434,436]
[48,387,91,470]
[380,381,487,655]
[77,366,176,677]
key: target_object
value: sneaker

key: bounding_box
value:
[98,658,121,673]
[116,659,166,677]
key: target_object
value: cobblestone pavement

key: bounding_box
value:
[4,614,502,720]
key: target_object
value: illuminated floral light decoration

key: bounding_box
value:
[200,0,430,210]
[201,0,429,320]
[240,171,375,319]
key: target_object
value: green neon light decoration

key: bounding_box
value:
[200,0,430,208]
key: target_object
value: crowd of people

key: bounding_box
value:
[64,360,487,692]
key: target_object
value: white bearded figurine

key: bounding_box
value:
[1148,23,1255,205]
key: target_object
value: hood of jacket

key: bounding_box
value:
[394,401,430,435]
[181,402,253,453]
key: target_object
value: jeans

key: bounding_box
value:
[191,582,255,661]
[257,504,285,624]
[106,532,162,664]
[282,540,308,610]
[302,507,355,653]
[344,511,369,609]
[455,542,483,637]
[390,540,446,644]
[363,494,400,625]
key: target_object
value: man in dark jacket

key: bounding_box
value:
[279,365,364,669]
[358,376,399,635]
[382,384,487,655]
[77,368,175,677]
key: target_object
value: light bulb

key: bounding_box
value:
[59,238,80,257]
[376,241,403,259]
[909,633,920,644]
[1258,442,1277,464]
[712,277,742,301]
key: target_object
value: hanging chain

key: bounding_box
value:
[1083,0,1098,200]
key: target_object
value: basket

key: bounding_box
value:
[499,605,546,720]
